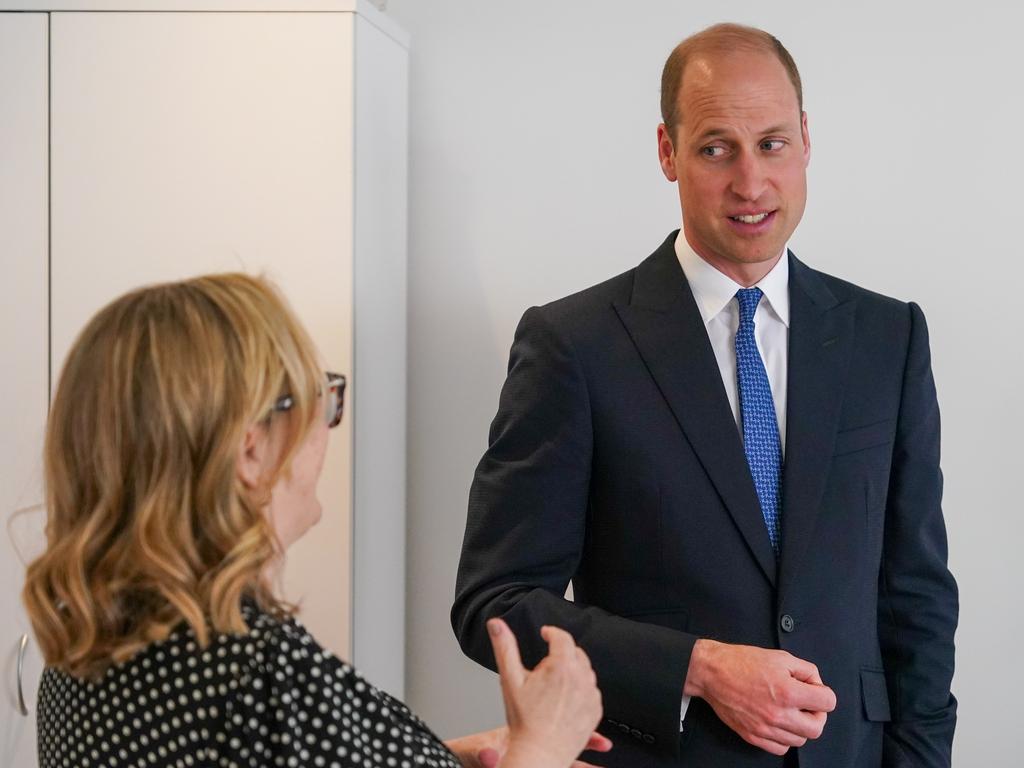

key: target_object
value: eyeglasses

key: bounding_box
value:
[271,371,346,429]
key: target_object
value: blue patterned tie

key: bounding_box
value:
[735,287,783,555]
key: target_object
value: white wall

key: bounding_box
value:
[388,1,1024,763]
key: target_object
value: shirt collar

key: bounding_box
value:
[674,229,790,328]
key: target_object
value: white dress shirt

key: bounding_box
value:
[674,230,790,451]
[672,229,791,728]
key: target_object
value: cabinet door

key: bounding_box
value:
[50,11,355,658]
[0,12,49,768]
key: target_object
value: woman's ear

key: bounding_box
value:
[236,423,270,490]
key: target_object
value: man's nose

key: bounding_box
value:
[729,150,768,202]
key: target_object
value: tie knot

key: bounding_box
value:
[736,287,764,324]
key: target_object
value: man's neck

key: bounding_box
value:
[685,234,785,287]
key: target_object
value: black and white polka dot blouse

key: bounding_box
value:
[37,602,462,768]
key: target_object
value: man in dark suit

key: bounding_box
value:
[451,23,957,768]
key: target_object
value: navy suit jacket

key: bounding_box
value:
[452,233,958,767]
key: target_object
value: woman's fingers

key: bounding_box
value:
[476,746,500,768]
[539,624,579,658]
[488,618,527,690]
[496,624,607,768]
[585,731,613,752]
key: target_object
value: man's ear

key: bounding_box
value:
[801,110,811,167]
[237,423,269,490]
[657,123,679,182]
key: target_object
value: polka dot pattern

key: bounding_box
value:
[36,602,460,768]
[735,287,783,555]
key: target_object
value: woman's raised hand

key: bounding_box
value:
[486,618,607,768]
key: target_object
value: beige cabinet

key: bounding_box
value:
[1,4,409,763]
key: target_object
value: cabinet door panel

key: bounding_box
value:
[0,12,49,768]
[50,11,355,657]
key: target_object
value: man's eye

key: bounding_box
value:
[702,146,726,157]
[761,140,785,151]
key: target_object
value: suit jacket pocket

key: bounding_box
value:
[834,419,895,457]
[860,667,892,722]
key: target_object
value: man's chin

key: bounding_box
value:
[737,249,786,265]
[712,242,787,268]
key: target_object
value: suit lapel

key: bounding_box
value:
[778,253,856,599]
[614,233,777,588]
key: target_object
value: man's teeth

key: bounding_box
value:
[732,213,770,224]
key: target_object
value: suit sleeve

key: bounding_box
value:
[451,306,695,757]
[879,302,959,767]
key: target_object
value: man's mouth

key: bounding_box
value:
[729,211,773,224]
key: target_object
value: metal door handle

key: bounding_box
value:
[17,634,29,716]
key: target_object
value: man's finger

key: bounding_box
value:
[747,735,791,757]
[788,679,837,713]
[540,624,578,657]
[763,726,809,748]
[488,619,527,689]
[778,708,827,741]
[788,656,823,685]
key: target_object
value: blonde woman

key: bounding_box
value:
[23,274,611,768]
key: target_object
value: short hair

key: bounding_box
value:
[23,273,325,679]
[660,23,803,145]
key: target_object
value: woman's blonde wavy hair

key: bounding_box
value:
[23,273,325,680]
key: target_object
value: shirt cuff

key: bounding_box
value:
[679,694,691,731]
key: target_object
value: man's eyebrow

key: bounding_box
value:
[693,124,798,143]
[694,128,730,143]
[759,124,798,136]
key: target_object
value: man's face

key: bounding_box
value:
[658,49,810,272]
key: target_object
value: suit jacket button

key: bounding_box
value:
[618,723,630,734]
[780,614,796,633]
[630,728,642,739]
[643,734,656,744]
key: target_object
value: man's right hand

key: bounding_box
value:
[683,639,838,756]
